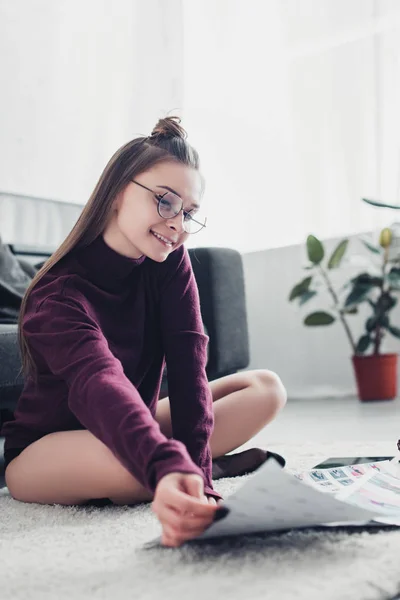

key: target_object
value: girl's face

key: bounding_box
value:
[104,161,203,262]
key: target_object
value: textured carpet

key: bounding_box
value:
[1,440,400,600]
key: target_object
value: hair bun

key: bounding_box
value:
[151,116,187,140]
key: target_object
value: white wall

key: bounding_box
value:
[183,0,400,254]
[242,233,400,399]
[0,0,183,205]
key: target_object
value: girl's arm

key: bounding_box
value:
[159,246,221,500]
[22,292,206,494]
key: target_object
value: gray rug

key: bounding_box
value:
[1,441,399,600]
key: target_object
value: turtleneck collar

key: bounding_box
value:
[75,234,146,292]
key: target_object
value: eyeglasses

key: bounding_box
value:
[132,180,207,234]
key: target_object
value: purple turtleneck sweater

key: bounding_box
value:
[1,235,221,500]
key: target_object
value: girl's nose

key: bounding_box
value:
[167,211,185,233]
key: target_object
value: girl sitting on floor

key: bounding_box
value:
[2,116,286,547]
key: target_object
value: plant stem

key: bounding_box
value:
[373,247,389,354]
[318,265,356,353]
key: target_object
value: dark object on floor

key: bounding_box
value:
[212,448,285,480]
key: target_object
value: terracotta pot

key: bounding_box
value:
[352,353,398,401]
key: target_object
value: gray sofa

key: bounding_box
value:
[0,243,250,486]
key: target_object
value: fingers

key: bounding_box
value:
[155,503,214,547]
[162,531,180,548]
[161,519,209,547]
[158,501,214,534]
[153,473,222,547]
[207,496,225,506]
[162,528,180,547]
[182,475,204,500]
[152,493,217,548]
[161,520,207,547]
[160,487,218,519]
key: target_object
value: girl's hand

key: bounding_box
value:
[152,472,219,547]
[207,496,224,506]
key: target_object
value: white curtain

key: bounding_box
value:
[3,0,400,253]
[0,0,184,206]
[183,0,400,253]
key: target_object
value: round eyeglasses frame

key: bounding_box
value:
[132,180,207,234]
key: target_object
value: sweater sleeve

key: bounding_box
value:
[159,246,222,500]
[22,292,207,493]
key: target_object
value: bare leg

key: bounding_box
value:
[5,370,286,507]
[5,430,154,506]
[155,369,287,458]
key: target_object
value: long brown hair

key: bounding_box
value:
[19,116,200,378]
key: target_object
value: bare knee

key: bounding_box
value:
[250,369,287,414]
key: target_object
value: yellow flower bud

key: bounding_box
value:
[379,227,392,248]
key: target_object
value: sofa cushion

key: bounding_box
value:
[0,324,23,411]
[0,237,34,323]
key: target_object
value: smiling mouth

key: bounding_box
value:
[150,230,177,247]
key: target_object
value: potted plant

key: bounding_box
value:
[289,228,400,401]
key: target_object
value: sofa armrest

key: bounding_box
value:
[188,247,249,380]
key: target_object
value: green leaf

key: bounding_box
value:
[366,317,377,332]
[388,325,400,339]
[379,314,389,328]
[376,293,397,313]
[351,273,383,287]
[365,314,388,332]
[344,284,374,308]
[344,274,383,308]
[356,334,371,353]
[361,239,382,254]
[342,306,358,315]
[387,267,400,290]
[306,235,324,265]
[327,239,349,269]
[299,290,317,306]
[289,276,313,301]
[304,311,335,326]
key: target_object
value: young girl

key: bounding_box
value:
[2,117,286,547]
